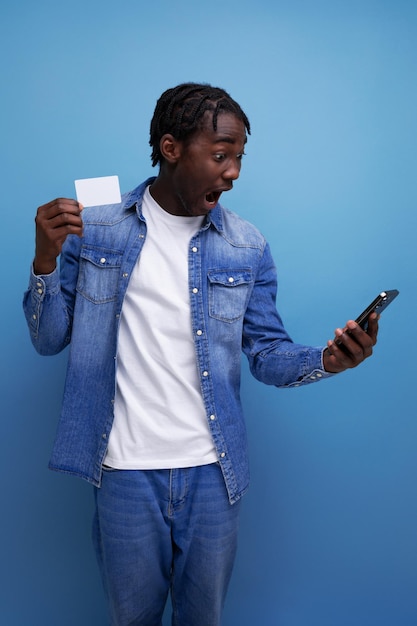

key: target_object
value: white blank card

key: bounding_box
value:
[74,175,121,207]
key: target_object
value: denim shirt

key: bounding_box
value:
[23,177,332,504]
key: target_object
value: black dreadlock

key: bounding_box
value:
[149,82,251,167]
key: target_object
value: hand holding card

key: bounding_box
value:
[74,175,121,207]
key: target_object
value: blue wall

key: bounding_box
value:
[1,1,416,624]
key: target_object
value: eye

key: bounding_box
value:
[237,152,246,160]
[213,153,226,162]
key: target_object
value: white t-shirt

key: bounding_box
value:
[104,187,217,469]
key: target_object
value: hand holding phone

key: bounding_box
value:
[355,289,399,331]
[333,289,399,355]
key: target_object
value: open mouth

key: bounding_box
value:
[205,191,222,206]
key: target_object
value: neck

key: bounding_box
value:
[149,171,184,216]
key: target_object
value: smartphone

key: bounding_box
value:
[355,289,399,331]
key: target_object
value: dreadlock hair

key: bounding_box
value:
[149,82,251,167]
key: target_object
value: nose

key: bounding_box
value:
[223,158,241,182]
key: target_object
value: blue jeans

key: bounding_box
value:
[92,463,241,625]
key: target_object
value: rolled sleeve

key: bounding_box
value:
[23,265,71,355]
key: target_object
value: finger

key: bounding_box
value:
[337,324,373,362]
[42,197,81,210]
[365,312,379,344]
[36,199,83,234]
[47,210,83,231]
[324,338,353,372]
[37,198,82,221]
[345,320,375,354]
[332,327,361,360]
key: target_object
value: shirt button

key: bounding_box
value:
[228,277,234,283]
[209,414,216,421]
[192,246,198,252]
[196,330,203,336]
[100,258,106,264]
[36,282,42,287]
[202,370,209,377]
[122,273,128,278]
[37,288,43,294]
[102,433,107,439]
[317,373,323,378]
[192,288,198,294]
[32,314,37,320]
[220,452,226,458]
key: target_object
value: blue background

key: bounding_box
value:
[1,1,416,624]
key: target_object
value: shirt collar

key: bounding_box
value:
[122,177,156,213]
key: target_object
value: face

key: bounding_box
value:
[155,112,247,217]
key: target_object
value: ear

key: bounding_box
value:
[159,134,182,164]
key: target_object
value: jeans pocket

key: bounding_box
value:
[208,268,252,322]
[77,245,123,304]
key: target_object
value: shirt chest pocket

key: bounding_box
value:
[77,246,123,304]
[208,269,253,323]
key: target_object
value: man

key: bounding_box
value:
[23,83,378,626]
